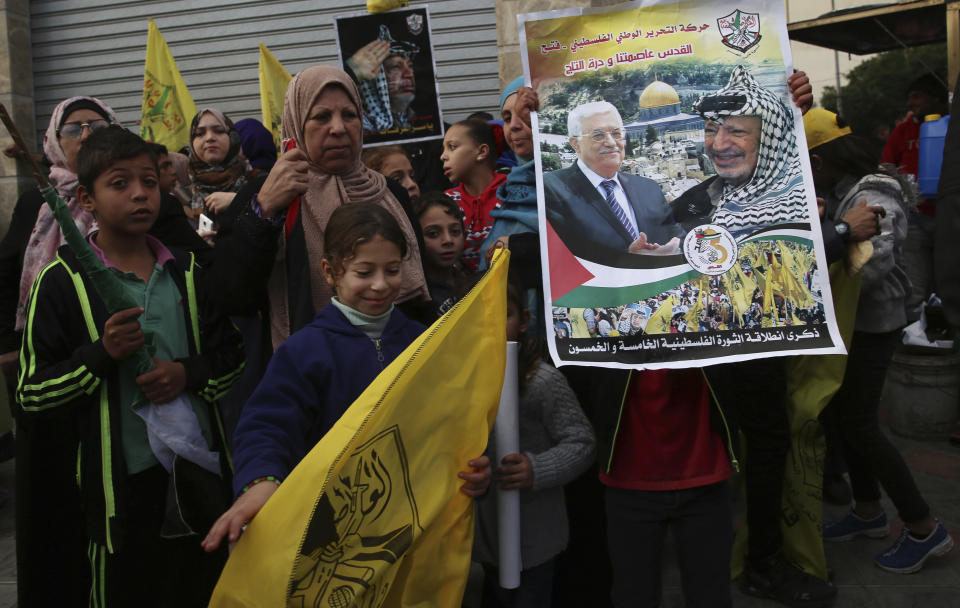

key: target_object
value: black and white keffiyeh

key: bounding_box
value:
[694,66,809,238]
[358,24,419,133]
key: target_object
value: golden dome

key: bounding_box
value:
[638,80,680,109]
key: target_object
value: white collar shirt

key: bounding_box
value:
[577,158,639,237]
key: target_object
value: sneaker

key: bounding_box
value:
[823,510,889,542]
[875,521,955,574]
[740,554,837,608]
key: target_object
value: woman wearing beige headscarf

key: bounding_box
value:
[214,66,428,348]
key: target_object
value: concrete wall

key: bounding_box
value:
[0,0,35,236]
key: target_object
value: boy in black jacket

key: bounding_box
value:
[16,127,244,607]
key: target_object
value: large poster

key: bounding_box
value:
[520,0,845,368]
[335,7,444,146]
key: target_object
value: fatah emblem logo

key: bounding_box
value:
[289,426,421,607]
[717,9,762,53]
[406,13,424,36]
[683,224,738,275]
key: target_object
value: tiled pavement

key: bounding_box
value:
[0,419,957,607]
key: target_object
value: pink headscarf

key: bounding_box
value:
[16,96,120,331]
[267,66,428,347]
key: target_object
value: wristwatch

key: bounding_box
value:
[835,220,851,242]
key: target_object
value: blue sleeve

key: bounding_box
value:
[229,337,326,496]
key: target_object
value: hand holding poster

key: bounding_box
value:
[520,0,845,369]
[336,7,444,146]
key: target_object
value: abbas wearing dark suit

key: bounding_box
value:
[544,101,683,267]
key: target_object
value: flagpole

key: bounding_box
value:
[494,341,521,589]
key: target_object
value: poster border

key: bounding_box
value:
[334,5,446,148]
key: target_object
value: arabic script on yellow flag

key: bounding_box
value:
[258,43,292,154]
[140,18,196,152]
[210,250,509,608]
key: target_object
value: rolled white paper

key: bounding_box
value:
[495,341,521,589]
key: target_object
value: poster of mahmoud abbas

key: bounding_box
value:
[335,6,444,146]
[519,0,845,368]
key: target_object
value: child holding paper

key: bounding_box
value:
[473,278,595,608]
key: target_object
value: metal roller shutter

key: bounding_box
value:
[30,0,500,144]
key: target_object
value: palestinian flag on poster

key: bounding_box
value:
[548,223,816,308]
[543,220,839,367]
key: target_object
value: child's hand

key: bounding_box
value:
[459,455,491,497]
[136,358,186,404]
[485,236,510,266]
[102,307,145,360]
[202,481,279,552]
[496,453,534,490]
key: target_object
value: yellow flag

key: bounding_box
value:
[258,43,292,154]
[733,263,861,580]
[645,294,676,334]
[368,0,409,12]
[685,277,706,327]
[210,251,509,608]
[140,18,196,151]
[568,308,592,338]
[761,263,777,328]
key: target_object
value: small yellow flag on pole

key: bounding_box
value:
[258,43,292,155]
[210,250,510,607]
[140,18,197,152]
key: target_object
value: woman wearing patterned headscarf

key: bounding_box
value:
[212,65,428,348]
[7,97,119,334]
[186,108,255,224]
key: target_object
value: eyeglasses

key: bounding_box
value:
[581,128,625,143]
[58,119,109,139]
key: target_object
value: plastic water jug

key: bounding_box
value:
[918,114,949,197]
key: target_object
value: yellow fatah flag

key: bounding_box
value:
[258,43,292,154]
[685,277,706,327]
[761,264,777,328]
[733,262,860,581]
[140,18,196,151]
[645,294,676,334]
[568,308,592,338]
[210,251,509,607]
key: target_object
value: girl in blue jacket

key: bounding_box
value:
[203,203,491,551]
